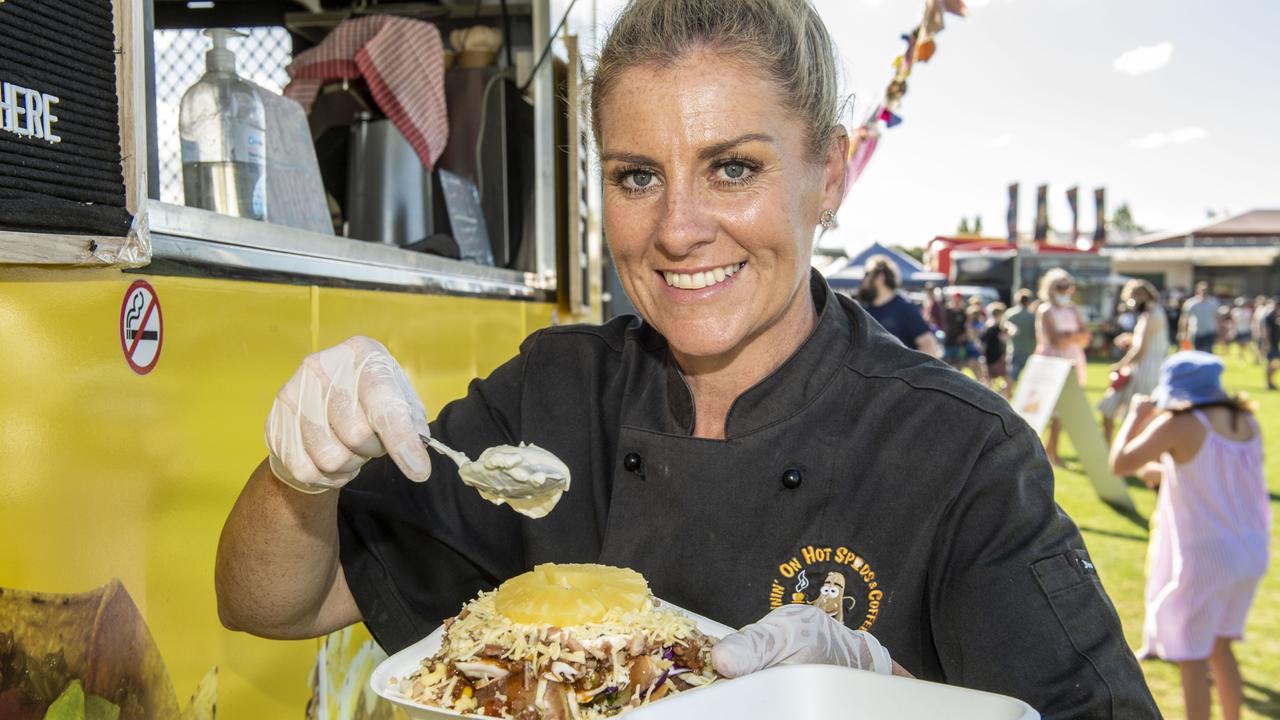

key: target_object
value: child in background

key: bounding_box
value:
[964,303,989,384]
[1229,297,1254,364]
[943,292,985,381]
[1251,295,1270,367]
[982,303,1012,398]
[1216,304,1235,354]
[1257,296,1280,390]
[1110,352,1270,720]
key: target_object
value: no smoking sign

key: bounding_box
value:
[119,280,163,374]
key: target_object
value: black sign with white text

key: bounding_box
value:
[0,0,131,235]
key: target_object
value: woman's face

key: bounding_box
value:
[1125,288,1150,309]
[1052,279,1076,305]
[597,51,847,360]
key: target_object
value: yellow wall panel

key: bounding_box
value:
[0,265,553,717]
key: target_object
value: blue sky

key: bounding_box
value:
[810,0,1280,248]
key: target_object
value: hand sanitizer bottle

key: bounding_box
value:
[179,28,267,220]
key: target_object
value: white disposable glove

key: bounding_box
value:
[711,604,893,678]
[265,336,433,493]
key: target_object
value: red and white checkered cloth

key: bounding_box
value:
[285,15,448,170]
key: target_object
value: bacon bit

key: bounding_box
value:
[672,641,707,674]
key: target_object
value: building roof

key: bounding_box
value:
[1196,209,1280,235]
[1135,209,1280,247]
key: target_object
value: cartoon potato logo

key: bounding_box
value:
[810,571,857,623]
[769,544,885,631]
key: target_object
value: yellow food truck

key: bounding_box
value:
[0,0,608,716]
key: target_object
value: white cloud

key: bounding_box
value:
[1168,126,1209,143]
[983,132,1014,148]
[1113,42,1174,76]
[1129,125,1208,150]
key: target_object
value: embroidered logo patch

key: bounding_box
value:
[769,544,884,631]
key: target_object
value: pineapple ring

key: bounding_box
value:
[494,563,652,626]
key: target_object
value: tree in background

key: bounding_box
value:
[956,215,983,234]
[1111,202,1144,233]
[892,245,926,264]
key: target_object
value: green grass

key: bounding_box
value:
[1049,353,1279,719]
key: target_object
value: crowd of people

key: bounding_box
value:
[854,254,1280,402]
[854,254,1273,720]
[1164,282,1280,390]
[858,256,1039,397]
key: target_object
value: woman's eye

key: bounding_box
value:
[715,160,756,184]
[617,169,656,192]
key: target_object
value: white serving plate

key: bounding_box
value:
[371,603,1039,720]
[627,664,1039,720]
[370,601,735,720]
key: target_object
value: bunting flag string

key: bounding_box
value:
[845,125,880,188]
[842,0,968,199]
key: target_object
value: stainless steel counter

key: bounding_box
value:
[146,202,553,301]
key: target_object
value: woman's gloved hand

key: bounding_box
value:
[265,336,433,493]
[711,604,893,678]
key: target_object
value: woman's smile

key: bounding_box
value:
[657,261,745,294]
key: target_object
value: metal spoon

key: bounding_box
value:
[420,434,571,519]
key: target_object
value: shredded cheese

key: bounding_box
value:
[401,587,719,719]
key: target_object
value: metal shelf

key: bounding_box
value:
[145,202,551,300]
[284,1,532,45]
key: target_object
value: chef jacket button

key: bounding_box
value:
[781,468,803,489]
[623,453,643,473]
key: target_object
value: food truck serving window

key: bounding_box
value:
[2,0,599,307]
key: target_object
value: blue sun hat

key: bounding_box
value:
[1152,351,1229,409]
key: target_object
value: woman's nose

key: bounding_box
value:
[655,185,717,257]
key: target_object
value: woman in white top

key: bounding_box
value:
[1098,280,1169,442]
[1110,352,1270,720]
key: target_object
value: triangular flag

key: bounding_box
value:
[878,107,903,127]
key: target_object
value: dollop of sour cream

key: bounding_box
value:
[456,443,571,519]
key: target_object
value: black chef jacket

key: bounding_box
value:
[338,273,1159,719]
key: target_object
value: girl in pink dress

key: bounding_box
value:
[1034,269,1090,466]
[1110,352,1270,720]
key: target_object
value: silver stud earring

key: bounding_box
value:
[820,209,836,229]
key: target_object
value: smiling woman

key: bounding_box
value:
[216,1,1162,717]
[594,52,846,436]
[587,1,849,437]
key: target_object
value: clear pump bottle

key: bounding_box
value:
[179,28,266,220]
